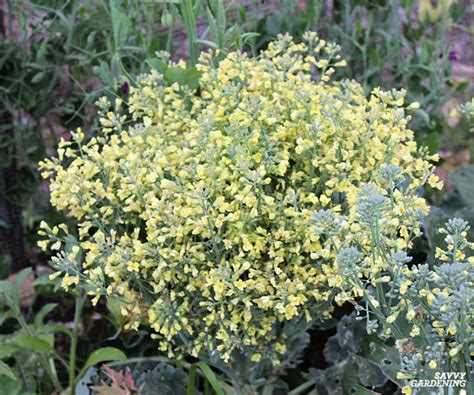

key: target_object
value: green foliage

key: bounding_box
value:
[298,314,402,394]
[136,362,188,395]
[0,360,17,381]
[82,347,127,373]
[86,359,228,395]
[0,269,64,392]
[0,268,128,394]
[187,361,225,395]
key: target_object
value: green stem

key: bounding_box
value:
[69,290,86,394]
[288,380,315,395]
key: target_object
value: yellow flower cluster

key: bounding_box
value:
[39,33,439,363]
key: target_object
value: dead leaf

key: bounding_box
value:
[7,271,35,308]
[90,365,141,395]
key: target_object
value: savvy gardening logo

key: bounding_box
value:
[410,372,467,389]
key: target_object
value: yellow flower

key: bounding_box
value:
[397,372,411,380]
[251,353,262,362]
[49,271,62,281]
[400,280,412,295]
[61,274,79,290]
[447,325,457,335]
[407,102,420,110]
[427,292,436,305]
[387,312,399,324]
[449,347,459,357]
[37,240,49,250]
[51,241,61,251]
[428,174,443,190]
[410,325,420,336]
[418,0,456,23]
[406,309,416,321]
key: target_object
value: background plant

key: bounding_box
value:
[0,267,131,394]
